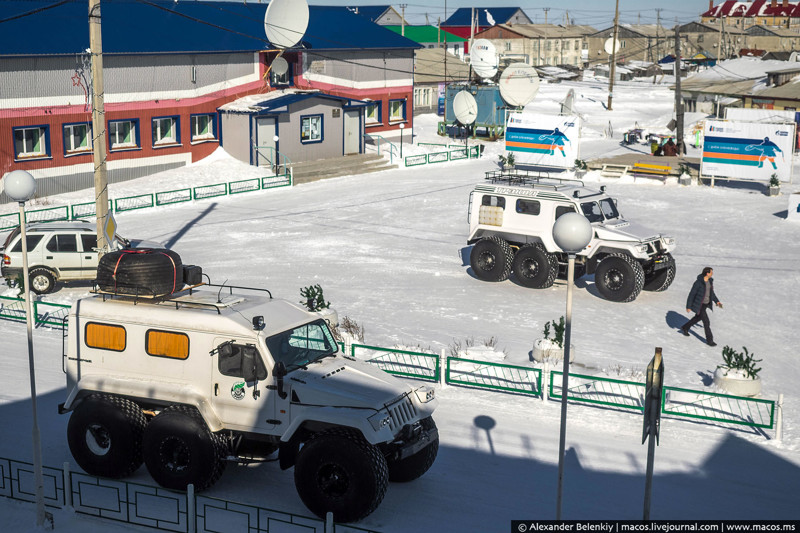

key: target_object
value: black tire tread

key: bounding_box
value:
[512,244,558,289]
[595,253,645,303]
[29,267,56,295]
[643,253,676,292]
[470,236,513,282]
[97,248,183,296]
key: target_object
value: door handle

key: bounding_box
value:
[46,256,54,259]
[84,256,92,259]
[214,383,219,396]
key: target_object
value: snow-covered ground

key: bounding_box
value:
[2,75,799,532]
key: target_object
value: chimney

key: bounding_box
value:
[709,0,713,11]
[771,0,777,8]
[783,0,788,7]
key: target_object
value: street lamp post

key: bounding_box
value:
[399,123,405,160]
[3,170,52,529]
[273,135,280,174]
[551,212,593,520]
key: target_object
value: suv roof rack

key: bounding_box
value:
[484,169,586,190]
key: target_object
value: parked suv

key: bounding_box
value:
[467,171,676,302]
[59,282,438,523]
[2,220,134,294]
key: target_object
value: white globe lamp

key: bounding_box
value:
[4,169,37,202]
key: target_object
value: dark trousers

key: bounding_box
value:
[683,303,713,342]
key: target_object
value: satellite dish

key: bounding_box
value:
[471,39,498,79]
[604,37,621,55]
[453,90,478,125]
[790,51,800,62]
[264,0,309,49]
[271,56,289,76]
[499,62,540,107]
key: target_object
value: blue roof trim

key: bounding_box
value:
[222,93,367,114]
[443,7,522,27]
[0,0,418,56]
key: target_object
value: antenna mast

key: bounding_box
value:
[607,0,620,111]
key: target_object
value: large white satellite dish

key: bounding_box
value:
[498,62,540,107]
[264,0,309,49]
[453,90,478,125]
[604,37,621,55]
[471,39,499,79]
[271,56,289,76]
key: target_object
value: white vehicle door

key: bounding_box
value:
[210,337,278,432]
[43,233,83,280]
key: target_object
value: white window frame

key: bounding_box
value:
[191,114,216,141]
[365,102,381,125]
[152,116,178,146]
[389,99,406,123]
[14,126,47,159]
[109,120,138,150]
[63,123,91,154]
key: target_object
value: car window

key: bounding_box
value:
[555,205,577,219]
[81,234,97,252]
[581,202,603,223]
[216,342,267,380]
[11,235,44,252]
[46,234,78,253]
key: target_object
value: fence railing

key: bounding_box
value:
[447,357,543,396]
[363,134,398,165]
[0,295,70,329]
[403,145,480,167]
[0,457,379,533]
[352,344,439,382]
[0,171,292,232]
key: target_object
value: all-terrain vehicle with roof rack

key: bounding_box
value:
[467,170,676,302]
[58,280,438,523]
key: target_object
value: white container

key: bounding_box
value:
[532,338,575,363]
[713,367,762,397]
[787,192,800,222]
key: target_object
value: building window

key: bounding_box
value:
[152,116,179,147]
[13,125,49,160]
[109,119,139,150]
[365,101,382,125]
[389,99,406,122]
[414,88,433,107]
[505,41,511,51]
[300,114,323,143]
[146,329,189,360]
[85,322,126,352]
[63,123,91,155]
[191,114,216,141]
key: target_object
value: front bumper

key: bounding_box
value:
[392,421,439,461]
[1,266,22,282]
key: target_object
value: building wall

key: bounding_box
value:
[220,113,252,164]
[279,100,347,163]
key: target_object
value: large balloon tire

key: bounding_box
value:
[594,253,644,303]
[512,244,558,289]
[643,254,676,292]
[97,248,183,297]
[294,428,388,523]
[387,417,439,482]
[142,405,227,492]
[67,394,146,479]
[470,237,513,282]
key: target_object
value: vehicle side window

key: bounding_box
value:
[481,195,505,209]
[555,205,577,219]
[516,199,540,215]
[11,235,44,252]
[580,202,603,223]
[146,329,189,360]
[217,342,267,380]
[81,234,97,252]
[46,234,78,252]
[85,322,126,352]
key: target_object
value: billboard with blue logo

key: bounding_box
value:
[702,120,795,183]
[505,112,581,169]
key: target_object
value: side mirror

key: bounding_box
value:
[273,361,288,399]
[242,348,258,382]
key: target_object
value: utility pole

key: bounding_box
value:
[400,4,406,36]
[89,0,109,253]
[543,8,550,65]
[608,0,620,111]
[655,8,663,62]
[674,26,685,155]
[719,16,726,60]
[543,7,549,25]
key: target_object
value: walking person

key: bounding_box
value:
[680,267,723,346]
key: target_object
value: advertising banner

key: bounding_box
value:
[505,113,581,168]
[701,120,795,183]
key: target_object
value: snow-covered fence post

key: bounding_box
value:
[542,361,549,402]
[440,348,447,388]
[775,393,784,442]
[63,462,72,508]
[187,483,196,533]
[325,511,334,532]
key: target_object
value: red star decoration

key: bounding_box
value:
[72,73,83,88]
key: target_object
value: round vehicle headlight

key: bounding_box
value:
[368,412,392,431]
[415,386,435,403]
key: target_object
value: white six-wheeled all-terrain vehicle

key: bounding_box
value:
[467,171,677,302]
[59,268,438,523]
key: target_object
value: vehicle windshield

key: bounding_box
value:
[581,199,620,222]
[265,319,338,372]
[599,198,620,220]
[2,227,21,250]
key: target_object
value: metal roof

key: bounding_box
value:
[346,5,394,23]
[413,48,470,84]
[0,0,419,56]
[218,90,367,114]
[384,25,466,43]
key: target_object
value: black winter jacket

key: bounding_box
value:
[686,274,719,314]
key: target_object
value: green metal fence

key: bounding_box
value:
[193,182,228,200]
[402,145,481,168]
[0,212,19,231]
[446,357,543,396]
[663,385,775,429]
[229,177,261,195]
[0,295,70,329]
[156,187,193,206]
[115,193,155,213]
[26,206,69,223]
[548,371,645,411]
[352,344,439,382]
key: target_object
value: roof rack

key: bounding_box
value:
[90,275,274,314]
[484,169,585,189]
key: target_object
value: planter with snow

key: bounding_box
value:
[532,338,574,363]
[713,367,761,397]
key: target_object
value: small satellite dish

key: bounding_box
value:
[264,0,309,49]
[790,51,800,62]
[453,90,478,125]
[604,37,621,55]
[499,62,540,107]
[271,56,289,76]
[471,39,498,79]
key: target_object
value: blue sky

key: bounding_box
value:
[309,1,710,27]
